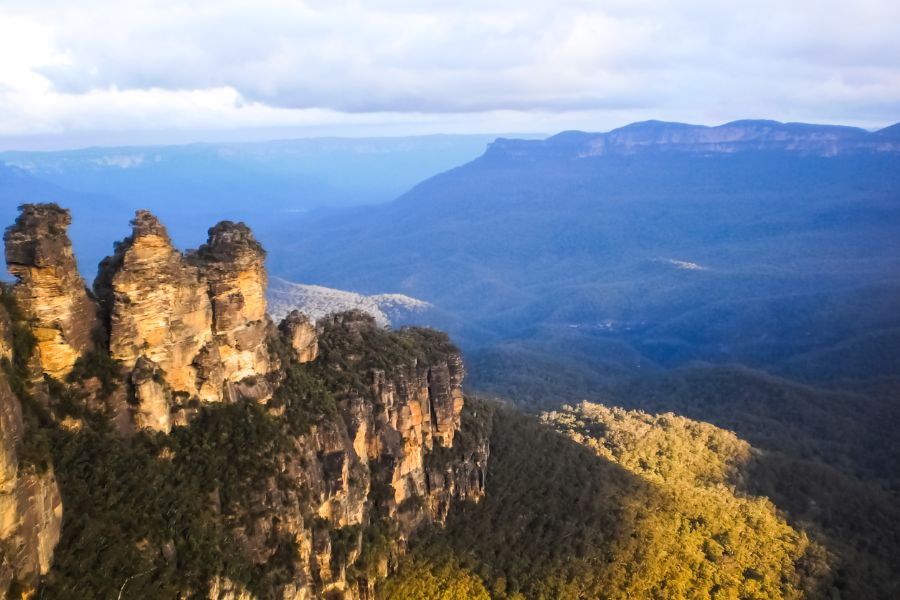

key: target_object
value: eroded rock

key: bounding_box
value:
[95,210,213,398]
[0,206,489,599]
[130,356,173,433]
[189,221,272,402]
[278,310,318,363]
[0,348,62,596]
[4,204,100,379]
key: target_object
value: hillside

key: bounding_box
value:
[0,203,897,598]
[385,401,843,599]
[384,399,900,598]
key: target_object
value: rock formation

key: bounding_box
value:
[207,312,488,597]
[95,210,213,400]
[94,214,276,423]
[278,310,318,363]
[189,221,272,401]
[313,313,485,521]
[0,304,62,596]
[130,356,173,433]
[0,205,488,598]
[3,204,100,379]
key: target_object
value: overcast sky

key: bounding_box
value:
[1,0,898,149]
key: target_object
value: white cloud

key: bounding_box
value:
[0,0,898,147]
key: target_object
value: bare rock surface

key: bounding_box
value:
[0,344,62,595]
[95,210,213,398]
[3,204,100,379]
[189,221,271,399]
[278,310,318,363]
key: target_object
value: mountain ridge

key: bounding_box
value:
[486,119,900,160]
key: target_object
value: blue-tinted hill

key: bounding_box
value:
[264,120,900,385]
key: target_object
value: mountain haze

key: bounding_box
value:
[268,119,900,381]
[0,135,524,276]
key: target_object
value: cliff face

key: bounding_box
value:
[94,214,275,416]
[0,304,62,597]
[95,210,215,402]
[189,221,272,403]
[3,204,100,380]
[278,310,318,363]
[217,312,489,598]
[0,204,487,599]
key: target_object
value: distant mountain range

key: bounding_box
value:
[3,120,898,386]
[263,119,900,386]
[0,134,515,210]
[488,119,900,159]
[0,134,526,275]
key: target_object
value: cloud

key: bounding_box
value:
[0,0,898,146]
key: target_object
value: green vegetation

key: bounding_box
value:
[472,355,900,598]
[378,557,491,600]
[388,401,826,600]
[0,285,37,396]
[33,336,341,597]
[24,312,469,598]
[0,286,53,474]
[41,400,298,598]
[67,350,122,397]
[313,311,459,398]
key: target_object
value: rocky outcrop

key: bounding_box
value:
[189,222,272,401]
[313,313,485,521]
[95,210,213,401]
[0,305,62,597]
[191,312,488,599]
[0,205,489,598]
[94,213,276,427]
[368,356,470,509]
[278,310,318,363]
[130,356,173,433]
[4,204,100,379]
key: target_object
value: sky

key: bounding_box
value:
[1,0,899,149]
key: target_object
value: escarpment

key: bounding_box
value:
[0,298,63,597]
[0,204,488,599]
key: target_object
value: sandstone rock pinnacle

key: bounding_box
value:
[3,204,100,379]
[189,221,272,401]
[94,210,213,399]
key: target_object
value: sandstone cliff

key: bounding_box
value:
[3,204,100,380]
[278,310,318,363]
[0,204,488,599]
[0,302,62,597]
[95,210,214,401]
[188,221,272,403]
